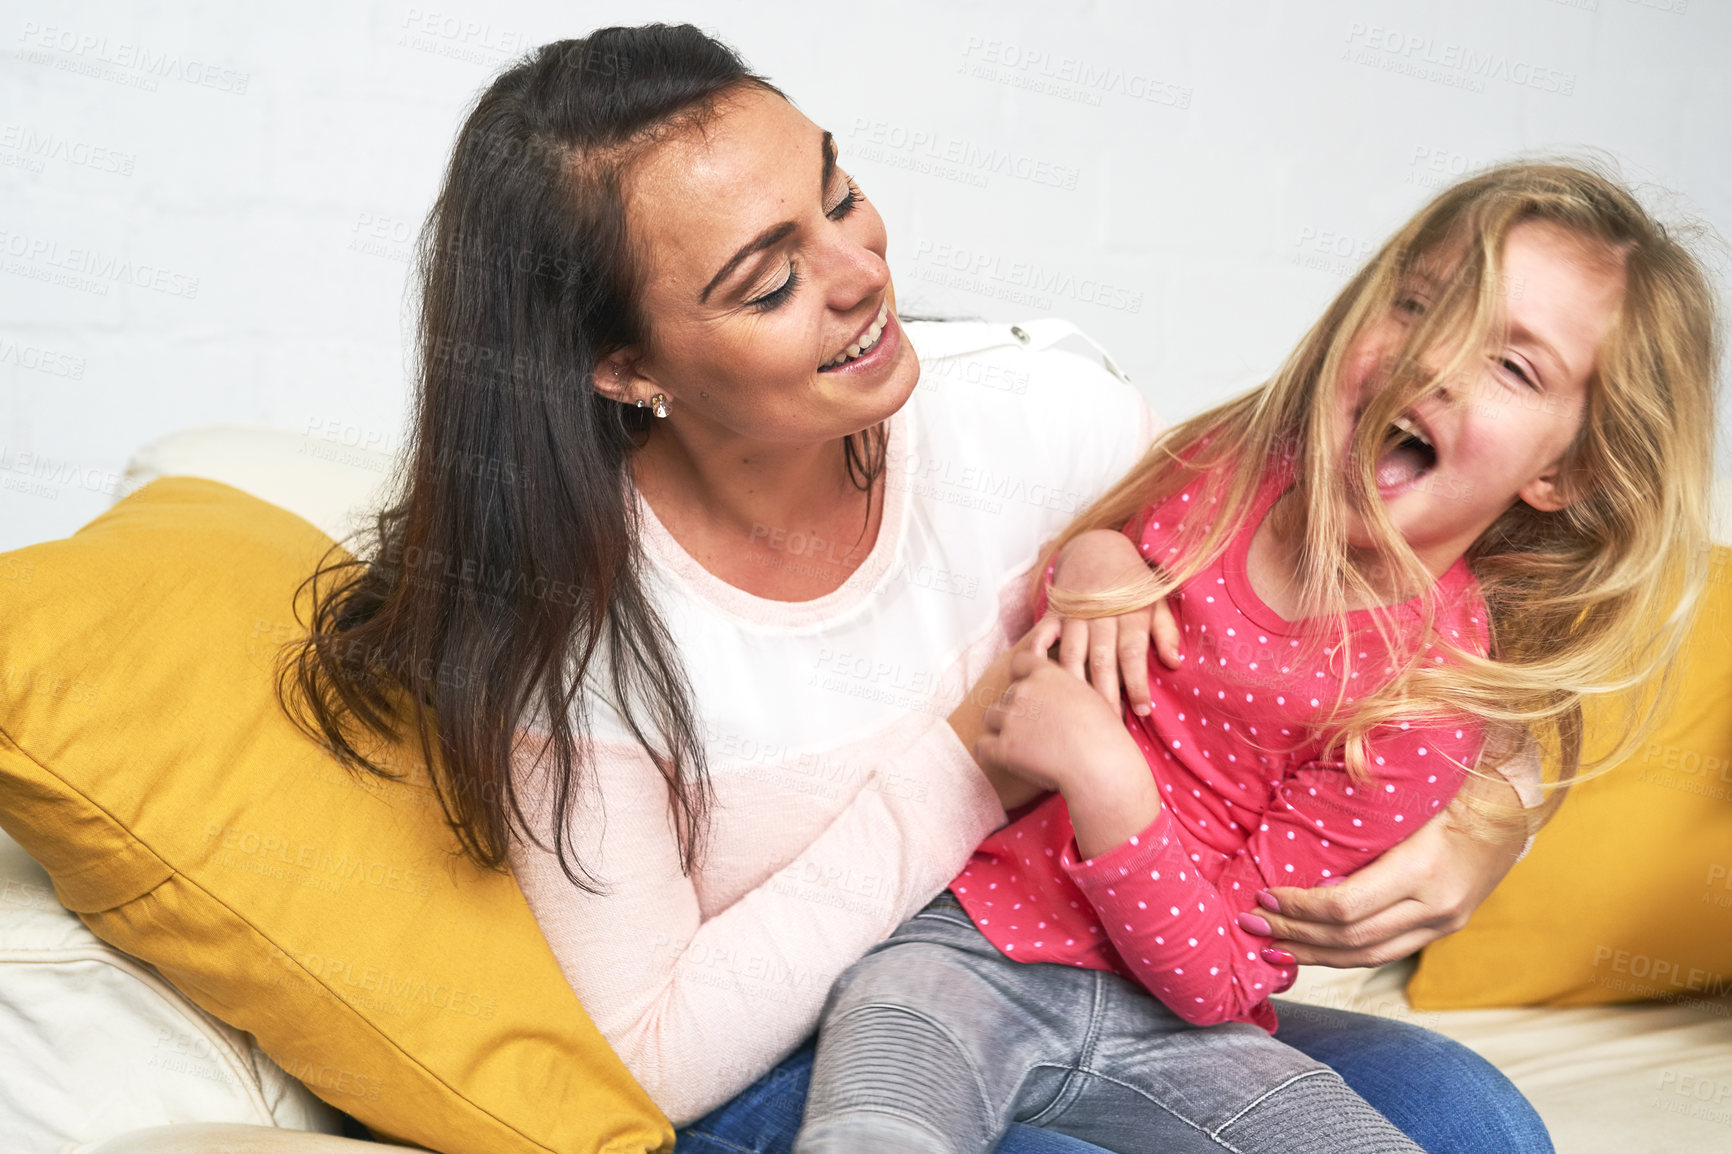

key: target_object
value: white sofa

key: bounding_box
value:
[0,825,351,1150]
[3,422,1730,1153]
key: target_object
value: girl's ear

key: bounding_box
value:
[591,348,656,405]
[1518,458,1580,513]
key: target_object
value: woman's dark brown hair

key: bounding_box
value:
[278,25,845,889]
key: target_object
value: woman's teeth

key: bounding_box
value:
[821,302,891,370]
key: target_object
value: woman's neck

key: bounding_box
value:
[631,424,884,602]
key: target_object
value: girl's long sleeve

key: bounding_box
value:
[1060,717,1478,1028]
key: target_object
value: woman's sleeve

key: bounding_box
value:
[509,720,1006,1127]
[1061,719,1481,1029]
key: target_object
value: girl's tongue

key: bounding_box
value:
[1376,441,1431,490]
[1375,422,1437,491]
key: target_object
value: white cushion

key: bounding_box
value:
[122,424,396,544]
[1285,961,1732,1153]
[81,1122,411,1153]
[0,823,344,1149]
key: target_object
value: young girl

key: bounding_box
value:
[794,163,1718,1154]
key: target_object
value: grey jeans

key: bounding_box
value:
[795,892,1423,1154]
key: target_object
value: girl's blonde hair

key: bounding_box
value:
[1047,161,1720,818]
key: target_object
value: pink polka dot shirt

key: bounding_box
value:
[951,464,1489,1031]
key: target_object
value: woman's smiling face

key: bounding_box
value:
[605,85,916,445]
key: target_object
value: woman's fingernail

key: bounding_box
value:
[1262,947,1297,966]
[1318,876,1345,888]
[1133,703,1151,717]
[1256,891,1280,914]
[1236,912,1272,936]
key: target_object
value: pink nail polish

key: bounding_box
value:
[1261,947,1296,966]
[1236,912,1272,936]
[1256,891,1280,914]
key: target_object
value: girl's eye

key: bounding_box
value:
[825,177,862,222]
[748,265,800,313]
[1395,296,1427,317]
[1498,356,1537,389]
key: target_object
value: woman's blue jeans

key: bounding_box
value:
[674,1000,1553,1154]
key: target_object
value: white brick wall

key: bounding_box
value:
[2,0,1727,550]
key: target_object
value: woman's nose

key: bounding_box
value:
[825,235,890,310]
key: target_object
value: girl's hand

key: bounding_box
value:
[976,649,1160,859]
[1247,773,1528,966]
[947,629,1054,812]
[1028,530,1183,717]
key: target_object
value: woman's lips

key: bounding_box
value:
[818,310,900,377]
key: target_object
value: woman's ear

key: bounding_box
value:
[591,348,655,405]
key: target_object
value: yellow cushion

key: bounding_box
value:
[1409,547,1732,1009]
[0,478,674,1154]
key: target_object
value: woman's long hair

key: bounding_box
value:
[1045,162,1720,817]
[276,26,829,889]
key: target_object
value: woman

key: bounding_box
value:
[286,23,1551,1154]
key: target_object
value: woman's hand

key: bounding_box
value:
[1246,773,1529,967]
[1028,530,1183,716]
[976,649,1160,860]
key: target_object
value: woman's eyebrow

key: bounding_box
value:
[700,221,794,304]
[699,131,837,304]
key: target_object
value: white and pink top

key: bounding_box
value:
[509,320,1156,1126]
[952,462,1489,1031]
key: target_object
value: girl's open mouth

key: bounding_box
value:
[1375,414,1437,494]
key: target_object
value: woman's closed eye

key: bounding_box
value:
[745,177,864,312]
[747,265,800,312]
[825,176,862,222]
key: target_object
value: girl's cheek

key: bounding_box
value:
[1455,423,1516,472]
[1332,344,1381,417]
[1344,331,1390,386]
